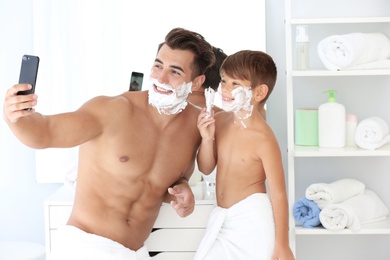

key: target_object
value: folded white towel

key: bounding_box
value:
[339,59,390,70]
[319,189,389,231]
[305,178,365,209]
[317,32,390,71]
[355,116,390,150]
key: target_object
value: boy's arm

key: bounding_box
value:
[196,108,217,174]
[262,134,295,259]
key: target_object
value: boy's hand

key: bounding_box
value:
[197,107,215,142]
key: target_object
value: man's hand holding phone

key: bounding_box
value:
[3,55,39,123]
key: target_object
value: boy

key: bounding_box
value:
[195,50,294,260]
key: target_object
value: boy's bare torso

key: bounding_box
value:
[214,111,273,209]
[67,91,201,250]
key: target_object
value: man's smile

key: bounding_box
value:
[154,85,173,94]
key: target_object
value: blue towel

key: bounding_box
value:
[293,197,321,228]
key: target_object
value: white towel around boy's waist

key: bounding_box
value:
[194,193,275,260]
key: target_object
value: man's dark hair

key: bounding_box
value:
[158,28,215,78]
[203,47,227,90]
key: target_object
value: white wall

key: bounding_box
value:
[31,0,266,183]
[0,0,62,245]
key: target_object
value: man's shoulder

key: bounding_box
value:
[116,91,149,108]
[81,91,147,117]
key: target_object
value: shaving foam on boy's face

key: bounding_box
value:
[218,84,254,128]
[218,84,253,114]
[148,77,192,115]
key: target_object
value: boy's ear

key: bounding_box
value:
[191,75,205,92]
[253,84,268,102]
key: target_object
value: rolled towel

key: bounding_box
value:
[317,32,390,71]
[293,197,321,228]
[319,189,389,231]
[355,116,390,150]
[341,59,390,70]
[306,178,365,209]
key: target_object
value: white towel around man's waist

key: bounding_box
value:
[317,32,390,70]
[305,178,365,209]
[50,225,151,260]
[319,189,389,231]
[194,193,275,260]
[355,116,390,150]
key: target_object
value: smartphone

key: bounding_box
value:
[17,54,40,95]
[129,71,143,91]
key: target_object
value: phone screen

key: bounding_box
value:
[129,72,144,91]
[18,55,40,95]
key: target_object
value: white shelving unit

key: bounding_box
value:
[285,0,390,258]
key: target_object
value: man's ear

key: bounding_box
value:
[254,84,269,102]
[191,75,205,91]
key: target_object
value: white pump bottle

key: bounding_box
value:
[296,25,309,70]
[318,90,346,148]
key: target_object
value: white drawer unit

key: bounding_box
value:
[44,184,215,259]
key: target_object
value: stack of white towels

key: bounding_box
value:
[318,32,390,71]
[293,178,389,231]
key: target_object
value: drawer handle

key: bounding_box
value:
[149,251,162,257]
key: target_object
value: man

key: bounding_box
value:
[3,27,215,259]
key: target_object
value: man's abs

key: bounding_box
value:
[67,188,162,251]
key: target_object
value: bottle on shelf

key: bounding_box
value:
[346,113,358,147]
[296,25,309,70]
[318,90,346,148]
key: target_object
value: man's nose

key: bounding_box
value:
[156,70,169,84]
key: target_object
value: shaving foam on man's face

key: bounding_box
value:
[148,77,193,115]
